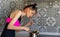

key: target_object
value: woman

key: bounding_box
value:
[1,3,37,37]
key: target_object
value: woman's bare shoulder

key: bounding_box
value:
[10,9,21,18]
[13,9,22,15]
[12,9,21,13]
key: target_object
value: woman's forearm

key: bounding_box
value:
[24,23,31,27]
[7,25,25,31]
[24,20,33,27]
[7,25,30,32]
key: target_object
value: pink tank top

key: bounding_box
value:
[6,18,21,26]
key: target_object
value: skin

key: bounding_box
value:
[7,7,36,32]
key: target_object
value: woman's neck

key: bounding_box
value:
[21,11,26,17]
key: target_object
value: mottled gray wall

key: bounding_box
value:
[0,0,60,36]
[29,1,60,36]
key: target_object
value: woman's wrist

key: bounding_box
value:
[22,26,26,30]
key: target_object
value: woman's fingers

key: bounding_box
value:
[24,27,30,32]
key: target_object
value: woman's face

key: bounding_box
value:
[24,8,36,18]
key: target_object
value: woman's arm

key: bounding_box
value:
[24,19,34,27]
[7,10,30,31]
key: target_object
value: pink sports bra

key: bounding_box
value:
[6,18,21,26]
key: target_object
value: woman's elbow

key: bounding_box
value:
[7,25,21,31]
[7,25,13,30]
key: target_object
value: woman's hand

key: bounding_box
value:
[15,26,30,32]
[23,26,30,32]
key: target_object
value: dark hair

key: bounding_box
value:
[23,3,37,13]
